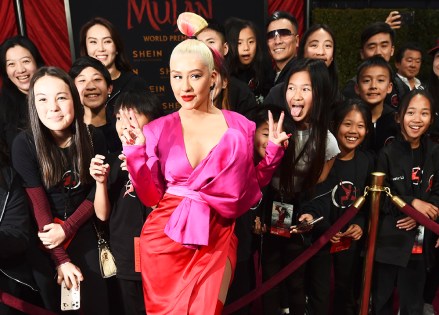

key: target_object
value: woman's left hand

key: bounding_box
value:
[268,110,291,148]
[119,109,146,146]
[396,216,417,231]
[90,154,110,184]
[340,224,363,240]
[38,223,66,249]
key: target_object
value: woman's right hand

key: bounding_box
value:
[56,262,83,290]
[268,110,290,148]
[90,154,110,184]
[385,11,401,29]
[118,108,145,146]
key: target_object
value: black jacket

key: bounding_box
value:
[263,82,286,108]
[362,103,398,155]
[0,167,37,291]
[375,135,439,268]
[273,57,297,86]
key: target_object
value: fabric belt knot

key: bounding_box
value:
[164,186,210,249]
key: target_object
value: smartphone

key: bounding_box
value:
[400,11,415,26]
[60,281,80,311]
[292,216,324,232]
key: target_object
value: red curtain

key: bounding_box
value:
[0,0,71,72]
[0,1,17,42]
[268,0,305,36]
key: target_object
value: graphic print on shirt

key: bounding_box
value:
[426,174,434,192]
[62,170,80,190]
[411,166,421,186]
[124,179,135,198]
[331,181,357,208]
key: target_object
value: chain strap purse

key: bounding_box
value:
[86,125,117,278]
[92,221,117,278]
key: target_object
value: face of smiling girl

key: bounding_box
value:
[304,28,334,67]
[5,45,38,94]
[401,94,432,148]
[337,109,367,159]
[34,75,75,140]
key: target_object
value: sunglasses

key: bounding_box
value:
[266,28,295,41]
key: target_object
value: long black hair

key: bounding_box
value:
[297,24,339,107]
[225,17,271,98]
[28,67,93,188]
[280,58,331,193]
[0,36,45,126]
[79,17,132,72]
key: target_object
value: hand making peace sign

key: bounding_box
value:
[268,110,291,148]
[118,108,146,146]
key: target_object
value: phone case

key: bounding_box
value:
[60,281,80,311]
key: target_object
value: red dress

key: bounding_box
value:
[124,111,283,314]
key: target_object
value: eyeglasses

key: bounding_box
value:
[266,29,295,41]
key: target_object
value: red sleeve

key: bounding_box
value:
[25,187,70,266]
[62,199,94,240]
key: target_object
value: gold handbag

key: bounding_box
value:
[98,238,117,278]
[93,222,117,278]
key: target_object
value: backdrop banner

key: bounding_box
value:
[69,0,266,111]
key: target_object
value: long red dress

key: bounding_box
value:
[124,110,283,314]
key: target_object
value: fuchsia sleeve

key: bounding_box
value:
[255,141,284,188]
[123,144,162,207]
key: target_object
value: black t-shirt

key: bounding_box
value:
[328,152,372,224]
[107,154,151,280]
[11,128,106,219]
[96,122,119,154]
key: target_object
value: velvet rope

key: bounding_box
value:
[224,201,363,314]
[392,200,439,235]
[0,289,58,315]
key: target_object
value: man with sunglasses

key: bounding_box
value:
[263,11,300,111]
[266,11,300,85]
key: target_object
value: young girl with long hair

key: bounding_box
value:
[297,23,342,111]
[225,17,272,103]
[261,58,340,315]
[300,99,373,314]
[120,12,288,315]
[11,67,109,313]
[374,89,439,314]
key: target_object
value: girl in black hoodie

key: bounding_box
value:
[374,89,439,315]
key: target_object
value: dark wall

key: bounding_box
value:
[312,1,439,9]
[312,8,439,87]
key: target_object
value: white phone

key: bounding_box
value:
[60,281,80,311]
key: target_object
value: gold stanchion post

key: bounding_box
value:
[359,172,386,315]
